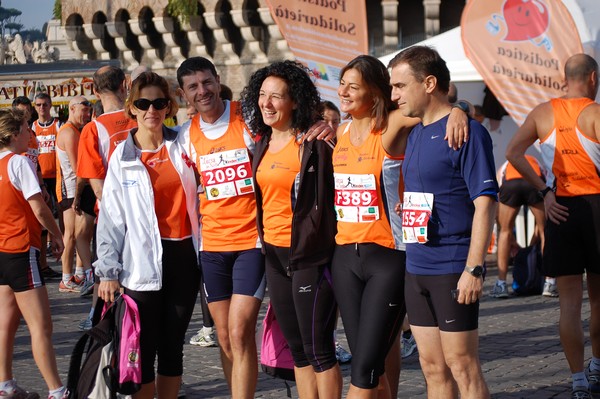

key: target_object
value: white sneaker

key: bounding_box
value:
[542,281,559,297]
[0,382,40,399]
[189,326,218,347]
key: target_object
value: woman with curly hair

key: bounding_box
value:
[241,61,341,398]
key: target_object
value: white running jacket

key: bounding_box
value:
[94,127,200,291]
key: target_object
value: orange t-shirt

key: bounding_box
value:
[0,152,42,252]
[33,119,60,178]
[505,155,542,181]
[77,110,137,179]
[255,137,300,247]
[22,129,39,167]
[540,98,600,196]
[140,144,192,240]
[188,104,259,251]
[332,128,400,249]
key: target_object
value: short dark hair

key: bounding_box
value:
[240,60,321,137]
[93,65,126,94]
[177,57,218,88]
[34,92,52,104]
[340,55,396,132]
[321,100,340,116]
[12,96,32,108]
[388,45,451,95]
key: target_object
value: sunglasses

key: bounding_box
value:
[75,100,92,107]
[35,103,50,107]
[133,98,169,111]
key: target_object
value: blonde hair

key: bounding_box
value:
[0,108,26,147]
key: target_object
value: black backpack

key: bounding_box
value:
[512,242,544,295]
[67,295,141,399]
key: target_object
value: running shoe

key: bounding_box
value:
[335,343,352,364]
[79,279,95,297]
[401,335,418,359]
[78,315,93,331]
[542,281,559,297]
[40,267,61,279]
[0,383,40,399]
[490,282,509,298]
[585,363,600,393]
[58,276,83,293]
[571,386,591,399]
[46,388,68,399]
[189,326,218,347]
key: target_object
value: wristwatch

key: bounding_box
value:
[452,100,470,114]
[539,186,554,198]
[465,265,484,277]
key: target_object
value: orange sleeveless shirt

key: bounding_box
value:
[332,127,401,248]
[188,103,259,251]
[33,119,60,179]
[540,98,600,196]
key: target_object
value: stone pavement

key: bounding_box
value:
[12,255,594,398]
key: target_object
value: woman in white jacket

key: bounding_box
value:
[96,72,200,399]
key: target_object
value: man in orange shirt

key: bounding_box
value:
[75,66,137,329]
[507,53,600,399]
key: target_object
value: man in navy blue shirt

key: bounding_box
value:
[389,45,498,399]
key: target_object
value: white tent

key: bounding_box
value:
[378,0,600,246]
[378,0,600,171]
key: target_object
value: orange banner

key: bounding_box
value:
[265,0,368,105]
[462,0,583,125]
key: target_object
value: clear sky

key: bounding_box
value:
[3,0,54,31]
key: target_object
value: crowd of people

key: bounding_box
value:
[0,46,598,399]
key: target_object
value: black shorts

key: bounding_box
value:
[58,198,74,212]
[543,194,600,277]
[499,178,543,207]
[0,249,45,292]
[405,272,479,332]
[79,184,97,217]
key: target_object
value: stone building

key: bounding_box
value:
[57,0,465,94]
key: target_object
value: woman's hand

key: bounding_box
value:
[98,280,121,303]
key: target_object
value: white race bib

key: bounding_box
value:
[334,173,380,223]
[402,192,434,244]
[199,148,254,200]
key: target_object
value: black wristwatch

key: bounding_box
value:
[452,100,470,114]
[465,265,484,277]
[539,186,554,198]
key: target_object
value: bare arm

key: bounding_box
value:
[456,195,497,305]
[89,178,104,201]
[506,103,568,224]
[28,193,64,257]
[304,120,336,143]
[61,127,80,173]
[445,106,470,150]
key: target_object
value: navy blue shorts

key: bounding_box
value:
[0,248,45,292]
[200,248,266,302]
[405,272,479,332]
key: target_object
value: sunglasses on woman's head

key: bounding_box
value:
[133,98,169,111]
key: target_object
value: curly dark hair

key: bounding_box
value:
[240,60,321,137]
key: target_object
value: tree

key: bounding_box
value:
[5,22,23,34]
[0,7,22,37]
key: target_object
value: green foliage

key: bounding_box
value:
[167,0,198,24]
[0,7,22,35]
[53,0,62,21]
[5,22,23,34]
[20,29,45,42]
